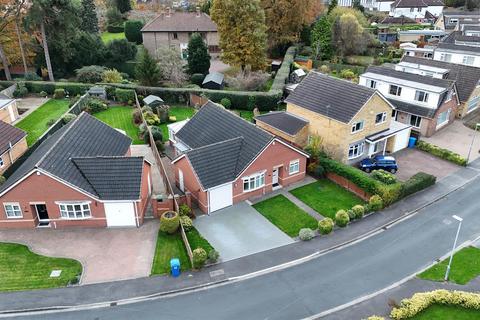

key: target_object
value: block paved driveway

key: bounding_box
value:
[0,219,159,284]
[194,202,294,262]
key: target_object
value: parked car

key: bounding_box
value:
[359,155,398,173]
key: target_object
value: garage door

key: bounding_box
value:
[392,128,412,153]
[104,202,137,227]
[209,184,233,213]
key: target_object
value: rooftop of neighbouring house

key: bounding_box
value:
[0,121,26,156]
[392,0,444,8]
[436,41,480,54]
[141,11,217,32]
[255,112,309,136]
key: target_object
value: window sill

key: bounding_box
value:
[243,185,265,194]
[289,170,299,175]
[6,216,23,219]
[60,217,92,221]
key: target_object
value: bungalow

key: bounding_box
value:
[279,72,411,164]
[360,66,459,137]
[0,112,152,229]
[170,101,309,213]
[0,121,27,175]
[389,0,444,21]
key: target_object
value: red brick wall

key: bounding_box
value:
[326,172,371,201]
[425,97,458,137]
[174,157,209,212]
[135,161,152,226]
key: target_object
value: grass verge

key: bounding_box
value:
[186,227,214,253]
[151,231,191,275]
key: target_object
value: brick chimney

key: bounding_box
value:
[166,6,171,17]
[196,6,201,17]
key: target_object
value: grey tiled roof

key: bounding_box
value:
[143,95,164,105]
[365,66,454,88]
[0,121,26,156]
[284,72,376,124]
[141,12,217,32]
[388,98,437,118]
[176,102,274,189]
[437,42,480,54]
[443,31,480,43]
[0,113,143,200]
[202,72,224,85]
[380,16,417,24]
[72,157,144,200]
[255,112,309,136]
[401,56,480,103]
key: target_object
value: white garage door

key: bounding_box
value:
[209,184,233,213]
[393,128,412,153]
[105,202,137,227]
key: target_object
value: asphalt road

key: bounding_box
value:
[13,177,480,320]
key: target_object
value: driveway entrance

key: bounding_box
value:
[194,202,294,262]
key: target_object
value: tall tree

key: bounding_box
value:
[14,18,28,74]
[211,0,267,71]
[311,15,333,60]
[332,13,370,57]
[135,47,161,86]
[80,0,99,33]
[115,0,131,13]
[186,33,210,75]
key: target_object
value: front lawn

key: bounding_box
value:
[101,32,126,43]
[418,246,480,285]
[159,106,195,139]
[408,304,480,319]
[290,180,364,219]
[186,227,214,253]
[253,195,318,237]
[151,231,191,275]
[93,106,143,144]
[0,242,82,292]
[15,99,70,146]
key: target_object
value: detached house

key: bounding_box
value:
[435,10,480,32]
[389,0,444,21]
[170,102,308,214]
[360,66,459,137]
[433,31,480,67]
[276,72,411,164]
[0,97,27,174]
[0,112,152,229]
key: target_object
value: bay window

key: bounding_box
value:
[59,203,91,219]
[243,172,265,192]
[348,142,364,159]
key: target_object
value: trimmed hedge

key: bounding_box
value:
[0,81,92,96]
[401,172,436,198]
[106,24,124,33]
[417,140,467,166]
[115,88,135,103]
[270,46,296,92]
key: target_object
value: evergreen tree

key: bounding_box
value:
[186,33,211,75]
[211,0,267,71]
[115,0,131,13]
[135,47,161,86]
[311,16,333,60]
[80,0,99,33]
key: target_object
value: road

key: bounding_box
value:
[10,176,480,320]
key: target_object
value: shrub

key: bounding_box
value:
[106,23,124,33]
[132,109,142,125]
[299,228,315,241]
[107,39,137,63]
[84,97,108,114]
[102,69,123,83]
[150,125,163,142]
[62,113,77,124]
[179,216,193,231]
[0,175,5,186]
[115,88,135,103]
[143,111,160,125]
[369,195,383,211]
[401,172,436,198]
[159,211,179,234]
[319,65,330,73]
[46,118,57,126]
[335,210,350,227]
[372,169,397,185]
[220,98,232,109]
[13,82,28,98]
[190,73,205,86]
[124,20,144,44]
[24,72,41,81]
[318,218,334,235]
[352,205,365,219]
[367,317,385,320]
[39,91,48,97]
[53,88,65,99]
[226,70,271,91]
[179,204,192,216]
[192,248,208,269]
[417,140,467,166]
[347,209,356,220]
[208,249,220,263]
[106,7,123,26]
[155,140,165,153]
[76,65,107,83]
[339,69,356,80]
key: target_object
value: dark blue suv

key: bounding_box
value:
[359,155,398,174]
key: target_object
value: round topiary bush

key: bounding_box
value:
[62,113,77,124]
[369,195,384,212]
[352,205,365,219]
[180,215,193,231]
[318,218,334,235]
[192,248,208,269]
[347,209,356,221]
[159,211,180,234]
[335,210,350,228]
[53,88,65,99]
[208,249,220,263]
[220,98,232,109]
[299,228,315,241]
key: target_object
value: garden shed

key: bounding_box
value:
[143,95,164,108]
[202,72,225,90]
[88,86,107,100]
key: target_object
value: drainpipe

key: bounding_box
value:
[7,141,13,164]
[383,139,387,155]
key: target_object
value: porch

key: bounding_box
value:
[365,121,411,157]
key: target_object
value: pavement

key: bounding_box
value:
[194,202,294,261]
[1,159,480,316]
[423,119,480,162]
[12,97,50,124]
[0,220,159,285]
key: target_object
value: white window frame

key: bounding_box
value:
[0,157,4,168]
[4,203,22,219]
[389,85,402,96]
[462,55,475,65]
[289,160,300,175]
[351,120,365,134]
[58,202,92,220]
[348,142,365,160]
[367,79,377,89]
[375,112,387,125]
[409,114,422,128]
[436,109,451,129]
[242,172,266,192]
[467,96,479,113]
[414,90,429,103]
[440,53,452,62]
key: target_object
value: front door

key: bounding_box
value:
[272,168,279,187]
[35,204,49,226]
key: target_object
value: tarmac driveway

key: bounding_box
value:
[193,202,294,262]
[0,219,159,284]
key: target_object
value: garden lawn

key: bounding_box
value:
[151,231,191,275]
[290,180,364,219]
[186,227,214,253]
[159,106,195,139]
[93,106,143,144]
[418,246,480,285]
[408,304,480,319]
[253,195,318,237]
[0,242,82,292]
[16,99,70,146]
[101,32,125,43]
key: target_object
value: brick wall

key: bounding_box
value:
[326,172,372,201]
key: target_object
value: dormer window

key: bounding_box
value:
[367,79,377,89]
[415,90,429,103]
[389,85,402,96]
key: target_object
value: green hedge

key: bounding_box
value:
[0,81,92,96]
[417,140,467,166]
[270,46,296,92]
[401,172,436,198]
[115,88,135,103]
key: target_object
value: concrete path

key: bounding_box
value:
[194,202,294,262]
[130,145,166,196]
[12,97,49,124]
[283,192,324,220]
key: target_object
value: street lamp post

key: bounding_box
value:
[444,215,463,281]
[466,123,480,165]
